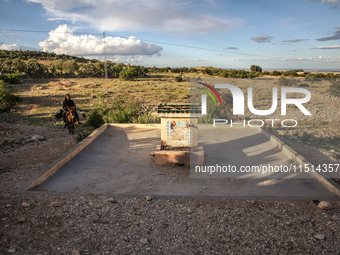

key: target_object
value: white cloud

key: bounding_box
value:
[312,45,340,49]
[280,57,314,61]
[109,56,145,63]
[305,0,339,8]
[38,24,163,56]
[0,42,39,51]
[280,56,338,62]
[251,35,274,43]
[47,17,71,21]
[25,0,242,34]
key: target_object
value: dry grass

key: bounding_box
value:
[2,74,339,151]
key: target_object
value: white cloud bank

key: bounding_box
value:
[25,0,242,34]
[109,56,145,63]
[280,56,339,62]
[312,45,340,49]
[305,0,339,8]
[0,42,38,51]
[38,25,163,56]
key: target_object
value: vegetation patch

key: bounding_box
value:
[0,81,21,112]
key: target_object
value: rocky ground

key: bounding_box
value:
[1,123,340,254]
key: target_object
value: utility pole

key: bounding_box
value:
[103,32,108,79]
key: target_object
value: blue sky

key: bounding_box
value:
[0,0,339,70]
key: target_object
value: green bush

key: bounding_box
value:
[103,93,141,123]
[119,68,138,80]
[0,80,20,112]
[63,60,79,73]
[104,109,131,123]
[129,113,160,124]
[201,68,213,75]
[2,73,21,84]
[87,110,104,128]
[250,65,262,72]
[52,59,64,71]
[271,71,281,76]
[174,76,182,82]
[90,93,143,124]
[74,129,92,143]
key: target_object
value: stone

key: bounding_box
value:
[21,202,30,208]
[31,135,43,141]
[7,249,15,254]
[18,218,25,223]
[140,238,149,245]
[285,222,291,226]
[186,208,192,214]
[298,216,308,223]
[49,202,63,207]
[127,244,133,249]
[318,201,333,210]
[314,234,325,240]
[331,215,340,221]
[71,250,80,255]
[146,195,153,201]
[94,204,101,209]
[5,204,13,208]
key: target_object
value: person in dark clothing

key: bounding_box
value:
[63,94,81,128]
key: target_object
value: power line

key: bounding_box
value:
[103,32,108,79]
[0,28,281,59]
[0,28,334,63]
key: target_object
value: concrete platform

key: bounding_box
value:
[20,124,340,200]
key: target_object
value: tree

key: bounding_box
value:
[271,71,281,76]
[0,80,20,112]
[53,60,64,71]
[202,67,213,75]
[25,59,47,77]
[119,68,138,80]
[62,60,79,73]
[12,58,26,72]
[250,65,262,72]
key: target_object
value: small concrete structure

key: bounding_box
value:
[154,104,204,166]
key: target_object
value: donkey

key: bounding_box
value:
[65,106,77,134]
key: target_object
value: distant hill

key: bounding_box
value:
[0,49,98,64]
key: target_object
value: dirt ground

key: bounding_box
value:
[1,76,340,254]
[1,123,340,255]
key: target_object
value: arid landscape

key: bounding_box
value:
[1,70,340,254]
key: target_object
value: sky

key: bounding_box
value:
[0,0,339,70]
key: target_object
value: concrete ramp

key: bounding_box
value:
[20,124,340,200]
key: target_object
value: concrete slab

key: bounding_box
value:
[27,124,339,200]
